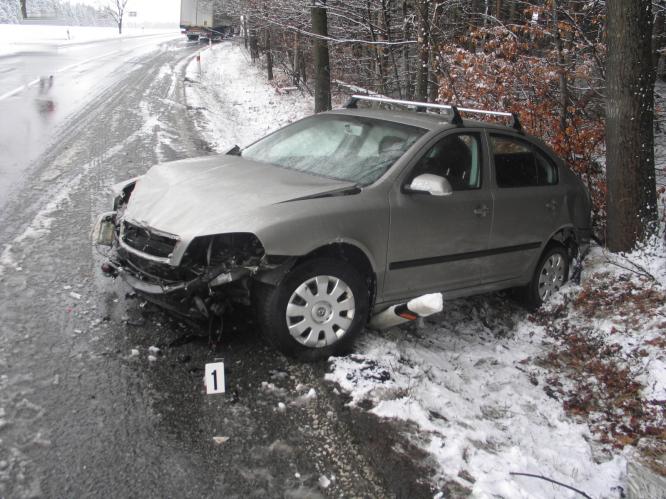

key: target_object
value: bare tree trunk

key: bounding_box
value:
[653,1,666,80]
[293,31,301,86]
[508,0,516,24]
[249,19,259,62]
[606,0,658,251]
[266,29,274,80]
[553,0,568,133]
[428,49,438,102]
[243,16,248,49]
[312,0,331,112]
[415,0,429,101]
[402,1,412,99]
[380,0,401,98]
[20,0,27,19]
[367,2,385,94]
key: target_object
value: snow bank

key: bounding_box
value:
[184,41,312,152]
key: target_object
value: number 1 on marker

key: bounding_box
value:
[205,362,225,394]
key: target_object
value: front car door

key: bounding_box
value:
[486,133,566,284]
[383,131,493,302]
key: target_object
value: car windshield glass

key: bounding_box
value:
[241,115,426,185]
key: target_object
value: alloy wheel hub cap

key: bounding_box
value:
[538,253,565,301]
[285,275,356,348]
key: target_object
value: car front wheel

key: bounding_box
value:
[255,258,369,361]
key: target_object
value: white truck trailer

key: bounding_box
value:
[180,0,214,41]
[180,0,235,41]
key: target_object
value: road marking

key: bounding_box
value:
[0,34,181,103]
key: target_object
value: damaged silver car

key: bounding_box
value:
[93,95,591,360]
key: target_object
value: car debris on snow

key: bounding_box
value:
[318,475,331,489]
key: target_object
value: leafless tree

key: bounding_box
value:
[105,0,130,34]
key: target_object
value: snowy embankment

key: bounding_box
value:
[188,43,665,497]
[0,25,178,58]
[184,40,312,152]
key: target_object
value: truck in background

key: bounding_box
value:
[180,0,235,42]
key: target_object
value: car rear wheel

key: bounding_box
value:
[522,244,569,310]
[255,258,369,361]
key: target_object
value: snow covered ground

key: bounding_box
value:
[187,43,666,498]
[0,25,179,58]
[184,40,313,152]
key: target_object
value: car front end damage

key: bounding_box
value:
[92,187,294,327]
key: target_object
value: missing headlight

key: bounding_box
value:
[182,233,265,269]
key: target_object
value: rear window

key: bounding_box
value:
[491,135,558,188]
[242,115,426,185]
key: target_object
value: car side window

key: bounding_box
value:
[491,135,558,187]
[534,148,559,185]
[412,133,481,191]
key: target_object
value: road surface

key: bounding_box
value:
[0,35,431,498]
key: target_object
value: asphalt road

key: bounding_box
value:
[0,36,432,498]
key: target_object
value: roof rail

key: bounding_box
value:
[345,94,522,133]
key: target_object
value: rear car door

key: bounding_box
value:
[383,131,493,301]
[485,133,565,283]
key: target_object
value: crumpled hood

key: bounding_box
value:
[123,155,356,239]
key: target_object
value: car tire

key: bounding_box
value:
[254,258,369,361]
[521,244,570,311]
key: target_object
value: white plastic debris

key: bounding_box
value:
[130,349,140,357]
[277,402,286,412]
[407,293,444,316]
[148,346,160,355]
[318,475,331,489]
[69,291,82,300]
[294,472,301,479]
[147,355,157,362]
[369,292,443,330]
[212,436,229,445]
[63,285,72,290]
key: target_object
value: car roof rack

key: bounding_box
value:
[344,94,523,133]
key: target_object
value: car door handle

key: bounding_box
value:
[473,205,489,217]
[546,200,558,211]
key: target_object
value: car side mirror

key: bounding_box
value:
[406,174,453,197]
